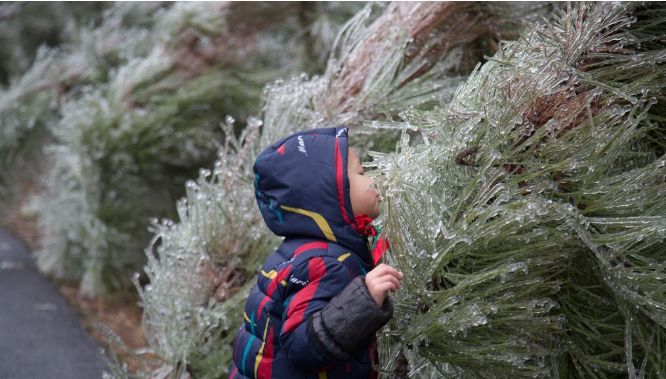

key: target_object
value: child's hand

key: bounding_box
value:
[364,264,403,306]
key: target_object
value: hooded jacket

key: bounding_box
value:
[229,127,392,379]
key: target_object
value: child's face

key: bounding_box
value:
[348,149,381,219]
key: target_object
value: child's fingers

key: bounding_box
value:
[375,264,402,278]
[369,264,403,280]
[382,275,402,290]
[370,275,401,291]
[377,271,404,283]
[367,279,400,306]
[373,281,398,294]
[372,270,404,284]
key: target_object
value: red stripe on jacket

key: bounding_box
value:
[334,139,353,225]
[266,267,292,297]
[282,257,327,333]
[257,295,272,321]
[258,242,326,320]
[257,266,292,322]
[257,325,275,378]
[294,241,328,257]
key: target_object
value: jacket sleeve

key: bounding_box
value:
[279,256,393,371]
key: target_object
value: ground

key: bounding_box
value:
[2,175,152,375]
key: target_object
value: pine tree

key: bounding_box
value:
[371,2,666,377]
[0,2,107,84]
[129,3,551,378]
[10,2,365,297]
[0,3,163,207]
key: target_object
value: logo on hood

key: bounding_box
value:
[297,135,307,156]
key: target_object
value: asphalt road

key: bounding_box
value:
[0,227,105,378]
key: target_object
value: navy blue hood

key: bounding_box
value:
[253,127,370,261]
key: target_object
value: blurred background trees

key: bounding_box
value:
[1,1,366,296]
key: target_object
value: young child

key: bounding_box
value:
[229,127,404,379]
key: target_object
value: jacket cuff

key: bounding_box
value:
[319,276,394,354]
[308,312,349,361]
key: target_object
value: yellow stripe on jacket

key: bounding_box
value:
[254,317,271,378]
[280,206,337,242]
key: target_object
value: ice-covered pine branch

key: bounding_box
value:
[372,2,666,377]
